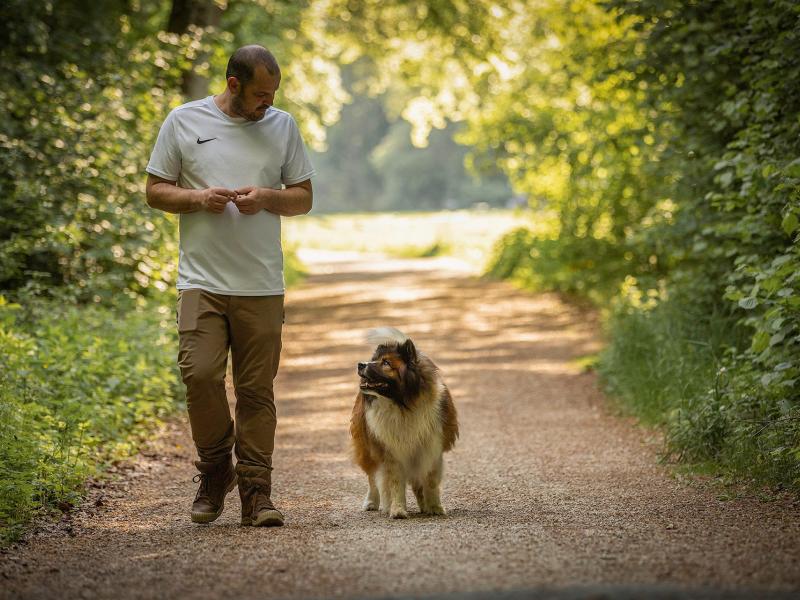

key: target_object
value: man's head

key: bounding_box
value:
[225,45,281,122]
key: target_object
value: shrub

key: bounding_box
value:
[487,227,654,305]
[0,294,181,544]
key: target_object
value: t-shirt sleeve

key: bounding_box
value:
[281,116,316,185]
[146,110,181,181]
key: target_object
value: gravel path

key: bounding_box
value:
[2,252,799,600]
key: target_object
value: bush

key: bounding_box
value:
[599,289,800,489]
[0,294,181,544]
[487,227,655,305]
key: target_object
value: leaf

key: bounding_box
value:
[785,158,800,178]
[762,276,782,293]
[714,160,731,171]
[770,331,786,346]
[738,297,758,310]
[782,212,799,236]
[772,254,793,267]
[751,331,770,354]
[761,372,779,387]
[770,313,787,329]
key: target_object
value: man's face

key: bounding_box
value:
[230,64,280,122]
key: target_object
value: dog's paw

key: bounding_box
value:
[389,507,408,519]
[362,499,378,511]
[426,504,446,516]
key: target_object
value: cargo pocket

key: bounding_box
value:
[177,289,201,333]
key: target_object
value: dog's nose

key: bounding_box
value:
[357,362,366,373]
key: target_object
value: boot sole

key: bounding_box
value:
[191,476,237,524]
[251,510,284,527]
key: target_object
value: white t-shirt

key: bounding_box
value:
[146,95,315,295]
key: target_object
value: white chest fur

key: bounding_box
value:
[365,392,444,476]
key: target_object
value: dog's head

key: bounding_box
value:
[357,338,420,408]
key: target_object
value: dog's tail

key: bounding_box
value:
[366,327,409,346]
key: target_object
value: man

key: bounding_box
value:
[145,45,314,527]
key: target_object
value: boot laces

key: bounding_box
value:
[193,473,211,500]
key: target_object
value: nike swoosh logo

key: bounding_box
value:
[196,137,217,144]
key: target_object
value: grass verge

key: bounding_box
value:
[0,294,181,545]
[283,209,533,268]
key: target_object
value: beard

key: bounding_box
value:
[231,92,269,122]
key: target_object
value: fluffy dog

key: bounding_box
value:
[350,327,458,518]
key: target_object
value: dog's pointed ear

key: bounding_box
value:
[399,338,417,364]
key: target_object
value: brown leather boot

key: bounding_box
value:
[238,473,284,527]
[190,459,237,524]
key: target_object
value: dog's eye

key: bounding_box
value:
[381,359,391,368]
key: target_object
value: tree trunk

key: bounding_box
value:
[167,0,225,100]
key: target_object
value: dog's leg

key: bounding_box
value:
[377,467,390,512]
[362,471,380,511]
[422,455,446,515]
[412,480,427,513]
[381,460,407,519]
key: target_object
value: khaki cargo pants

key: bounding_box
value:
[176,289,283,478]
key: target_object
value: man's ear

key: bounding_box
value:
[227,76,241,94]
[399,338,417,364]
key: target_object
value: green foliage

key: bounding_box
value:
[0,0,191,301]
[598,0,800,488]
[599,291,744,425]
[600,291,800,489]
[283,246,307,288]
[222,0,349,148]
[488,227,656,304]
[0,295,181,544]
[477,0,800,489]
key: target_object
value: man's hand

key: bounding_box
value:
[199,187,237,214]
[233,186,266,215]
[225,180,312,217]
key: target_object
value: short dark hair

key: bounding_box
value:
[225,45,280,88]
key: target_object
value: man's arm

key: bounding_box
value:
[233,179,313,217]
[145,174,237,214]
